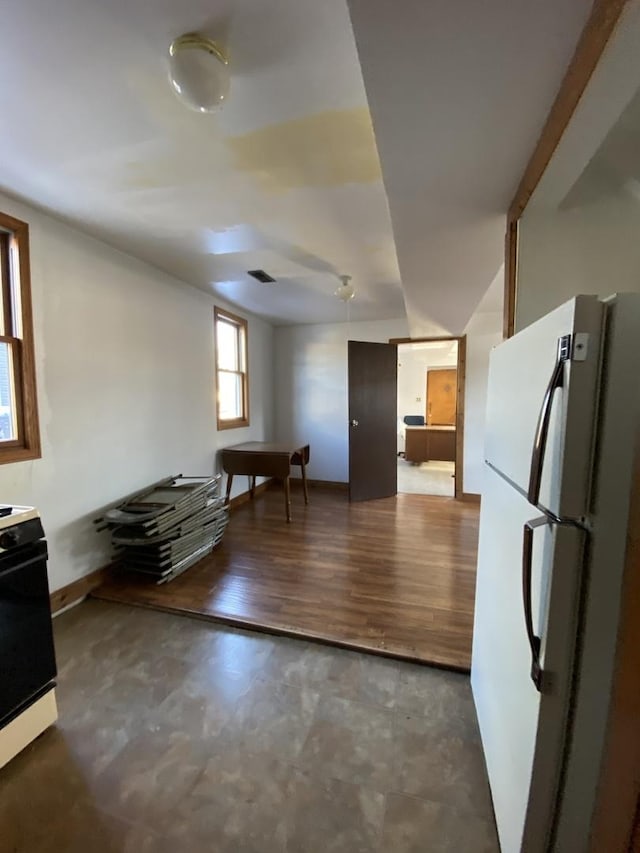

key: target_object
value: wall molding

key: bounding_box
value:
[461,492,481,504]
[284,478,349,491]
[306,479,349,490]
[228,478,273,509]
[50,565,110,614]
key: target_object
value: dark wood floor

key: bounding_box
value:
[93,483,480,669]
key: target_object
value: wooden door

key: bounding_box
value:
[426,368,457,425]
[348,340,397,502]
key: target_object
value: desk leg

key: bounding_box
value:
[225,473,233,505]
[300,458,309,505]
[284,477,291,523]
[250,475,256,499]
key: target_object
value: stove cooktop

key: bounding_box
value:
[0,505,40,531]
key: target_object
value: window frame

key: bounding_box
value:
[214,306,250,431]
[0,212,40,464]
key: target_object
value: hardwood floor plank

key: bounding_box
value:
[93,485,480,669]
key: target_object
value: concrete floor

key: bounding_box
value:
[397,459,456,497]
[1,601,498,852]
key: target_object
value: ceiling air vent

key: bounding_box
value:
[247,269,276,283]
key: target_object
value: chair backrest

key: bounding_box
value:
[403,415,425,426]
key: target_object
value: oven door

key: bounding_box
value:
[0,541,57,726]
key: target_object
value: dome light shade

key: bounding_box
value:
[169,34,229,113]
[335,274,355,302]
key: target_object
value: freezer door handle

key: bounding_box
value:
[527,335,571,507]
[522,517,550,692]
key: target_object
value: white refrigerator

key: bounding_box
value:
[471,293,640,853]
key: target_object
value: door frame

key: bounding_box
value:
[391,335,466,500]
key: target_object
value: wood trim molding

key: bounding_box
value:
[14,221,41,461]
[0,212,41,463]
[236,478,349,499]
[214,305,250,431]
[0,211,29,232]
[504,0,629,338]
[50,565,109,614]
[304,479,349,490]
[504,220,519,339]
[228,478,272,509]
[454,336,467,500]
[461,492,481,504]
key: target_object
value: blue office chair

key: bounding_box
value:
[398,415,425,456]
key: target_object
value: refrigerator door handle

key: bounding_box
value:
[527,334,571,507]
[522,517,550,692]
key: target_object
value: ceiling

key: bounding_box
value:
[1,0,592,331]
[1,0,404,326]
[347,0,593,335]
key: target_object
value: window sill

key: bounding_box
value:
[217,418,250,431]
[0,446,42,465]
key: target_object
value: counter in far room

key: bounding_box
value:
[404,425,456,463]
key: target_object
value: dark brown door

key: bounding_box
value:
[348,340,397,502]
[426,368,457,425]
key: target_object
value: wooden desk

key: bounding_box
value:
[405,427,456,464]
[221,442,310,522]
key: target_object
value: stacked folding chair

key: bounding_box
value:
[95,475,229,583]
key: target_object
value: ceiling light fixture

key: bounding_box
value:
[335,274,355,302]
[168,33,230,113]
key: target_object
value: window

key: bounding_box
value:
[214,307,249,429]
[0,212,40,463]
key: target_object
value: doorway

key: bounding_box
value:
[394,338,464,497]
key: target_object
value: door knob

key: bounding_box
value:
[350,419,359,427]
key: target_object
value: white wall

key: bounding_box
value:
[275,318,409,482]
[463,309,503,493]
[516,190,640,330]
[397,344,458,420]
[274,307,502,494]
[0,193,275,593]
